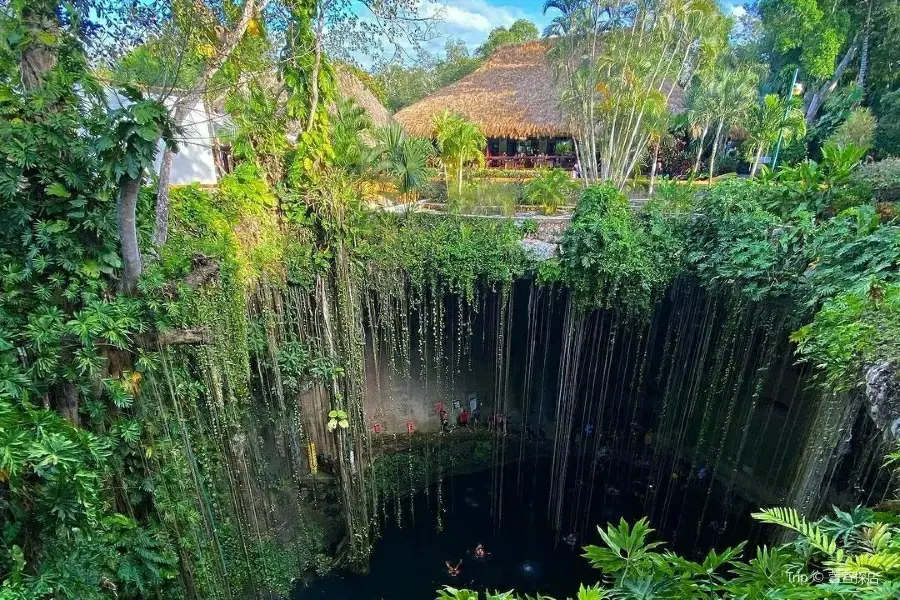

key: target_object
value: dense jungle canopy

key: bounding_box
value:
[0,0,899,599]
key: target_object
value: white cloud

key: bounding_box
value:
[730,5,747,18]
[420,0,549,51]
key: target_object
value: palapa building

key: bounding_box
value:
[395,40,686,171]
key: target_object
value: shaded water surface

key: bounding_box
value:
[295,456,753,600]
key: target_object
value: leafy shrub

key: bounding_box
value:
[354,212,529,299]
[853,158,900,203]
[874,89,900,158]
[685,179,792,301]
[828,107,876,149]
[522,168,578,214]
[793,280,900,392]
[557,184,681,316]
[448,181,522,216]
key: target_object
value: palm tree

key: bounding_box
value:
[372,123,433,203]
[331,98,377,183]
[684,82,715,176]
[391,138,434,202]
[433,111,486,196]
[542,0,584,37]
[523,168,579,214]
[646,110,672,196]
[704,68,758,184]
[746,94,806,176]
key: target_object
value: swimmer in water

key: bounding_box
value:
[563,533,577,547]
[474,544,487,559]
[446,560,462,577]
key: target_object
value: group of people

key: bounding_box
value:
[486,412,508,434]
[439,405,482,433]
[445,544,490,577]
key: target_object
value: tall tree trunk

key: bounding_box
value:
[750,143,765,177]
[306,6,326,133]
[857,0,873,91]
[648,140,660,195]
[153,0,267,249]
[306,39,323,132]
[118,174,144,295]
[20,0,59,90]
[457,156,464,196]
[708,118,724,186]
[58,382,80,426]
[805,36,859,124]
[153,147,175,248]
[692,123,708,176]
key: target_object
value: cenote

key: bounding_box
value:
[298,454,755,600]
[273,276,893,598]
[8,3,900,598]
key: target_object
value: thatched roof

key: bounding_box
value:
[396,41,568,139]
[335,67,392,128]
[395,40,686,139]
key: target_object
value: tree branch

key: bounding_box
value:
[805,34,859,125]
[137,327,212,348]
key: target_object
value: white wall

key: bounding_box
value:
[105,89,224,186]
[157,98,221,186]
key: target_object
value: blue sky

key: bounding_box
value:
[423,0,747,55]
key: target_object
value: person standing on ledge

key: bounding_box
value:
[459,407,470,429]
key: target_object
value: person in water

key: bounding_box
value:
[474,543,488,559]
[446,560,462,577]
[563,533,577,548]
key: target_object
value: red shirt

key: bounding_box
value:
[460,411,469,423]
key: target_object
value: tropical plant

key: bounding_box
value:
[373,123,435,202]
[327,409,350,432]
[548,0,728,188]
[433,111,487,196]
[523,168,579,214]
[747,94,807,176]
[829,107,877,150]
[442,506,900,599]
[225,80,291,185]
[542,0,591,37]
[392,138,435,201]
[874,89,900,158]
[702,67,760,183]
[331,96,377,182]
[853,157,900,203]
[557,184,682,316]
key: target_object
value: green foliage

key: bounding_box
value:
[354,213,530,300]
[792,280,900,392]
[557,185,682,317]
[374,40,482,112]
[434,111,487,196]
[446,505,900,599]
[449,181,522,216]
[853,158,900,204]
[522,169,579,215]
[829,108,877,150]
[874,90,900,158]
[153,165,287,293]
[327,408,350,431]
[224,80,291,184]
[759,0,850,80]
[475,19,539,58]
